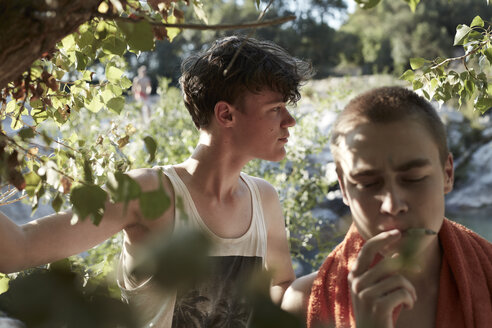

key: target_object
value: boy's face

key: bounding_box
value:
[336,118,454,246]
[232,89,296,162]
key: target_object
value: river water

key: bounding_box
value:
[447,206,492,242]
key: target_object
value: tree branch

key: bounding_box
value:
[431,40,488,70]
[94,13,296,31]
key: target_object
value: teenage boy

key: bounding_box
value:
[282,86,492,328]
[0,36,313,327]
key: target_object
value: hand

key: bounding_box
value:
[348,230,418,328]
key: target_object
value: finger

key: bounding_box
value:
[374,286,417,316]
[357,274,417,306]
[351,256,406,294]
[352,230,401,275]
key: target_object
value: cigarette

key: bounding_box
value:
[403,228,437,236]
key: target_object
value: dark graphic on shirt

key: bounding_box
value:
[171,256,263,328]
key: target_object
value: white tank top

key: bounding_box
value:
[117,166,268,327]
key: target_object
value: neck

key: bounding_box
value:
[176,131,250,201]
[407,236,442,288]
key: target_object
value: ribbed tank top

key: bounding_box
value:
[117,165,268,327]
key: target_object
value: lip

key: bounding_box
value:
[278,134,290,143]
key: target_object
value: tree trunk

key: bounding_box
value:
[0,0,101,90]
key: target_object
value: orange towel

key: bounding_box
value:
[307,218,492,328]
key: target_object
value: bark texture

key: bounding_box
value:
[0,0,101,90]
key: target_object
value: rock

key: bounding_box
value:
[0,318,25,328]
[447,140,492,209]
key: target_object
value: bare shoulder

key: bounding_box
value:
[248,176,279,202]
[126,167,174,194]
[123,167,175,235]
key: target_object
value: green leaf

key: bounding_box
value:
[403,0,420,12]
[18,127,35,140]
[102,35,127,56]
[106,65,124,83]
[6,100,18,113]
[412,79,423,90]
[86,96,103,113]
[454,24,472,46]
[465,79,475,96]
[32,107,49,124]
[70,184,107,225]
[400,69,415,82]
[483,47,492,65]
[0,274,9,295]
[354,0,381,9]
[75,51,89,70]
[107,172,141,202]
[120,76,132,89]
[139,187,170,220]
[52,192,64,212]
[117,20,154,52]
[107,96,125,114]
[61,34,76,50]
[165,16,181,42]
[143,136,157,163]
[10,116,23,130]
[24,171,42,198]
[193,1,208,24]
[475,97,492,113]
[470,16,484,28]
[83,158,94,184]
[410,57,428,70]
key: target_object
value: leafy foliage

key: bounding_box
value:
[350,0,492,113]
[1,0,492,326]
[401,14,492,113]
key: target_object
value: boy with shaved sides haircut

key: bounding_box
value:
[0,36,313,327]
[282,87,492,328]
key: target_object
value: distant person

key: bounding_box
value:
[0,36,313,327]
[132,65,152,124]
[282,87,492,328]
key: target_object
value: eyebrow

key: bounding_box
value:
[394,158,431,172]
[350,158,432,178]
[264,99,286,106]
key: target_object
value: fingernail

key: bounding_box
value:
[387,229,400,236]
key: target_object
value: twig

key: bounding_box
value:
[94,12,295,30]
[224,0,277,76]
[2,133,80,185]
[0,187,17,203]
[0,194,28,207]
[14,69,30,128]
[430,40,488,70]
[5,112,78,153]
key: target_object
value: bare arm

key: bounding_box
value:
[255,178,296,305]
[281,271,318,320]
[0,168,173,274]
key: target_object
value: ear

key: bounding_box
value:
[336,166,350,206]
[443,152,454,194]
[214,101,235,127]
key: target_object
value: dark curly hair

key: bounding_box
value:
[331,86,449,165]
[179,35,314,128]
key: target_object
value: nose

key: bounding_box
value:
[379,185,408,216]
[282,109,296,128]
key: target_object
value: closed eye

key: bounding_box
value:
[402,176,427,183]
[351,180,381,190]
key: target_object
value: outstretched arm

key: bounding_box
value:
[0,168,173,274]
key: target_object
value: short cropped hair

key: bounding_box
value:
[330,86,449,165]
[179,35,314,128]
